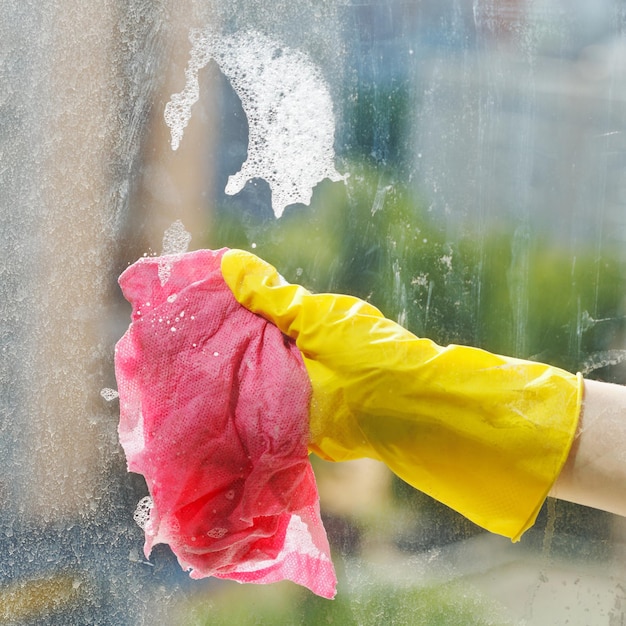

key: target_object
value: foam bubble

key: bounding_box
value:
[133,496,154,530]
[207,527,228,539]
[100,387,119,402]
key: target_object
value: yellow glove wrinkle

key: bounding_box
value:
[221,248,583,542]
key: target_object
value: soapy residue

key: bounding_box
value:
[158,220,192,285]
[133,496,154,530]
[100,388,119,402]
[165,28,345,218]
[581,349,626,375]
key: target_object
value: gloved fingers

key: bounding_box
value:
[221,248,306,340]
[221,248,410,361]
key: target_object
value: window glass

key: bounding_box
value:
[2,1,626,623]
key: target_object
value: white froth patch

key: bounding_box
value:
[158,220,192,285]
[133,496,154,530]
[161,219,192,256]
[165,28,345,218]
[100,387,119,402]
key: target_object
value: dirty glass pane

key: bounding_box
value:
[2,0,626,624]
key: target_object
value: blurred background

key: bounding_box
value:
[2,0,626,623]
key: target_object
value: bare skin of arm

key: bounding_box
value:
[550,378,626,517]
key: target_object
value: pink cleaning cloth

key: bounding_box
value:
[115,248,336,599]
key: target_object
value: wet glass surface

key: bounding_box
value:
[2,1,626,623]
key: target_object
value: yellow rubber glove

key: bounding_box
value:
[221,249,583,541]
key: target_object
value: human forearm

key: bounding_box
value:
[551,378,626,517]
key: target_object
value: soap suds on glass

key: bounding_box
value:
[165,28,346,218]
[100,388,119,402]
[133,496,154,531]
[158,220,192,286]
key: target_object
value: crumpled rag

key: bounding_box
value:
[115,248,336,599]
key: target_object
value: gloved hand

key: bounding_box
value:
[221,248,583,541]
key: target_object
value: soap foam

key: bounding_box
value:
[165,28,345,218]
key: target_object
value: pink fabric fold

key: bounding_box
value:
[115,248,336,599]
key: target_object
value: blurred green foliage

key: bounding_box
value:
[181,578,511,626]
[206,158,626,379]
